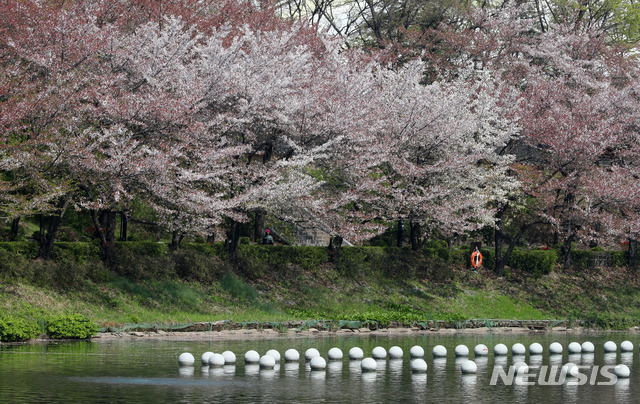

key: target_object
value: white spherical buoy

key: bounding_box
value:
[621,340,634,352]
[511,343,526,356]
[222,351,236,364]
[388,346,403,359]
[454,345,469,357]
[581,341,595,353]
[372,346,387,359]
[309,356,327,370]
[328,347,343,361]
[549,342,563,354]
[433,345,447,358]
[614,364,631,378]
[178,352,195,366]
[529,343,543,355]
[305,348,321,361]
[604,341,617,353]
[259,355,276,369]
[209,353,225,367]
[244,350,260,364]
[410,345,425,358]
[410,358,428,373]
[512,361,529,374]
[349,347,364,360]
[265,349,281,362]
[562,362,579,377]
[284,349,300,362]
[567,342,582,353]
[361,357,377,372]
[460,360,478,374]
[494,344,508,356]
[511,343,526,355]
[474,344,489,356]
[201,351,214,365]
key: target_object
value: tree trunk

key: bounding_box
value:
[225,219,241,260]
[171,230,184,250]
[120,212,128,241]
[254,209,265,242]
[410,221,421,251]
[328,235,343,262]
[397,220,404,247]
[629,238,638,270]
[38,193,73,260]
[9,217,20,241]
[90,209,117,263]
[494,208,505,276]
[561,234,575,267]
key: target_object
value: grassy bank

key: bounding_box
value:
[0,241,639,338]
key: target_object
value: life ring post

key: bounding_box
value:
[470,242,483,269]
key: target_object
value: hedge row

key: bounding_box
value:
[0,241,630,285]
[0,313,99,342]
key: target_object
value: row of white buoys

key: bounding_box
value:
[180,340,637,369]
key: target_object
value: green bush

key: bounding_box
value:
[0,248,31,281]
[570,249,592,269]
[610,251,628,267]
[46,313,99,339]
[238,245,328,278]
[0,242,38,258]
[113,242,174,279]
[480,248,495,270]
[182,242,225,257]
[51,242,99,263]
[0,316,41,342]
[173,249,226,282]
[508,249,557,277]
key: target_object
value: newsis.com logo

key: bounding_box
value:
[490,364,619,386]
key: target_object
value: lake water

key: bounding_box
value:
[0,331,639,403]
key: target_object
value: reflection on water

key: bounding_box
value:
[2,332,640,403]
[178,366,194,377]
[604,353,617,365]
[621,353,633,366]
[582,353,595,365]
[411,373,427,395]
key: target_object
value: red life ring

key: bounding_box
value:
[471,250,483,268]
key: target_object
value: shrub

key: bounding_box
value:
[0,242,37,258]
[182,242,225,258]
[51,242,99,263]
[113,242,174,279]
[508,249,557,277]
[46,313,99,339]
[238,245,327,278]
[0,316,41,342]
[173,249,226,282]
[480,248,495,270]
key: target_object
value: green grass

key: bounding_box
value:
[2,243,640,330]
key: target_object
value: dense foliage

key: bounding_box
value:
[1,0,640,277]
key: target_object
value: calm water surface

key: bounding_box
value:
[0,332,639,403]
